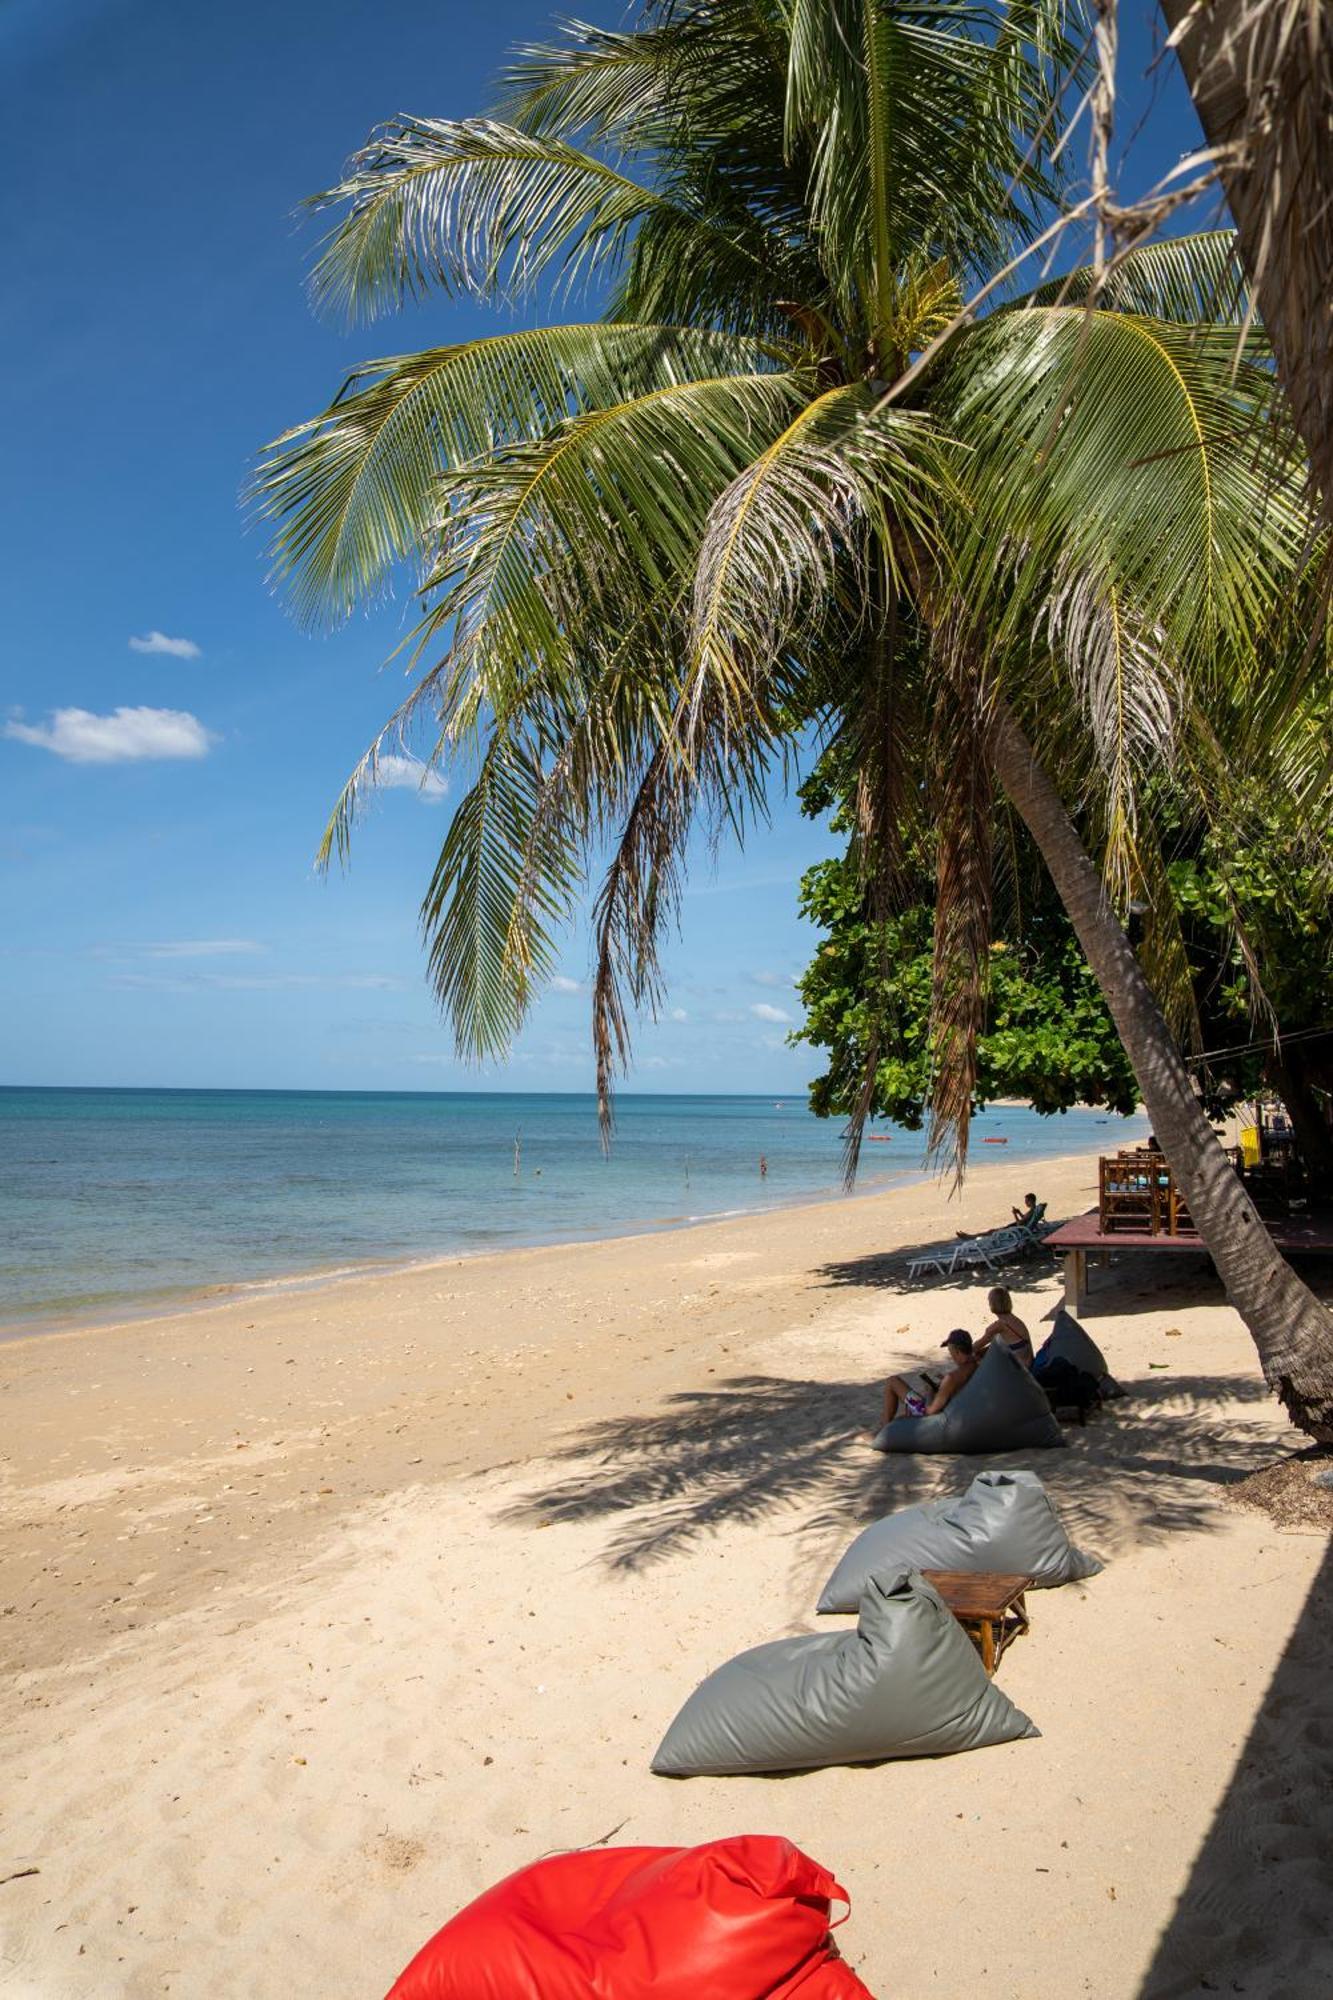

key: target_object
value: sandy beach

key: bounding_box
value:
[3,1147,1331,1999]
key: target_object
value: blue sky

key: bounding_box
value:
[0,0,1208,1094]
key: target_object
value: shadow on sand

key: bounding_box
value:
[497,1370,1281,1577]
[1137,1531,1333,1997]
[811,1235,1223,1316]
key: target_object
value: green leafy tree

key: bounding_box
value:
[796,874,1138,1128]
[256,0,1333,1434]
[795,771,1333,1154]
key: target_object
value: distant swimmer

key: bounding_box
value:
[759,1154,768,1178]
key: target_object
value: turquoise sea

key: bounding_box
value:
[0,1088,1145,1335]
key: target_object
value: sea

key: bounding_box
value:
[0,1087,1146,1336]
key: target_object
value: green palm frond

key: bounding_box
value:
[307,116,713,322]
[416,370,812,735]
[686,387,950,735]
[944,305,1308,660]
[497,17,688,143]
[253,322,783,627]
[1019,229,1251,325]
[786,0,1090,320]
[1041,567,1178,901]
[418,734,579,1060]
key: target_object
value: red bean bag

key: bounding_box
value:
[384,1834,875,1999]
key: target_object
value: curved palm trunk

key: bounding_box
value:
[989,700,1333,1442]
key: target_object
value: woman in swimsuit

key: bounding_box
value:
[974,1287,1034,1368]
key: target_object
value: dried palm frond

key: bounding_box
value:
[1163,0,1333,533]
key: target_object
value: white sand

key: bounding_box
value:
[2,1150,1330,1998]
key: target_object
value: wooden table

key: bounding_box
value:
[922,1570,1032,1675]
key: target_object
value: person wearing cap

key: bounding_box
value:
[876,1329,978,1430]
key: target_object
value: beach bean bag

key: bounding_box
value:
[651,1568,1037,1777]
[1035,1308,1122,1397]
[816,1469,1101,1614]
[871,1337,1065,1454]
[383,1834,875,1999]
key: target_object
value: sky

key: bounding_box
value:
[0,0,1210,1095]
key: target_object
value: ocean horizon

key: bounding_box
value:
[0,1085,1146,1335]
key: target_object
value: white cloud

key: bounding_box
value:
[374,753,447,799]
[752,969,796,989]
[750,1001,793,1024]
[549,974,583,994]
[669,1007,689,1022]
[129,630,202,659]
[5,706,215,764]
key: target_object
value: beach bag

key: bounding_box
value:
[872,1337,1065,1454]
[382,1834,876,1999]
[1032,1351,1101,1414]
[652,1568,1037,1777]
[816,1469,1101,1613]
[1035,1309,1123,1398]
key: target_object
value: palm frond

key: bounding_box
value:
[418,735,579,1061]
[253,322,782,627]
[415,369,812,743]
[1019,229,1251,325]
[1041,566,1177,903]
[943,305,1310,665]
[686,387,949,740]
[307,117,715,322]
[1162,0,1333,536]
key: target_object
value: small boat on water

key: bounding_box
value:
[982,1137,1009,1145]
[866,1135,893,1143]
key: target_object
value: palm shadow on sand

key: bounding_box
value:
[1137,1532,1333,1997]
[496,1370,1281,1577]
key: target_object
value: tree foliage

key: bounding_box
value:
[255,0,1324,1173]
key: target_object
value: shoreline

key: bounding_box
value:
[0,1138,1097,1351]
[4,1142,1329,2000]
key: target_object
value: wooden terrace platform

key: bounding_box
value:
[1047,1207,1333,1310]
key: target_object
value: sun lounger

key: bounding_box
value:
[905,1225,1026,1281]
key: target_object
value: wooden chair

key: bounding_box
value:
[1099,1155,1160,1234]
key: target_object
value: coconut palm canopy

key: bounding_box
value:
[255,0,1316,1171]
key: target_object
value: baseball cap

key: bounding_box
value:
[941,1329,974,1354]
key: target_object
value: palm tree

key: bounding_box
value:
[256,0,1333,1437]
[1160,0,1333,534]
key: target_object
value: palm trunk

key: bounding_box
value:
[989,699,1333,1442]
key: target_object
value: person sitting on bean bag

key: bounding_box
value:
[876,1329,977,1434]
[974,1287,1034,1368]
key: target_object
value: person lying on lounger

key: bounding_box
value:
[1011,1191,1039,1227]
[975,1286,1034,1368]
[877,1330,977,1430]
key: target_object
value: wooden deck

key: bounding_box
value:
[1047,1207,1333,1309]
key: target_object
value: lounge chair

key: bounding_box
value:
[905,1225,1025,1281]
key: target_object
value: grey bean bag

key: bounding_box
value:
[651,1567,1037,1777]
[872,1336,1065,1454]
[1036,1309,1122,1396]
[816,1469,1101,1614]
